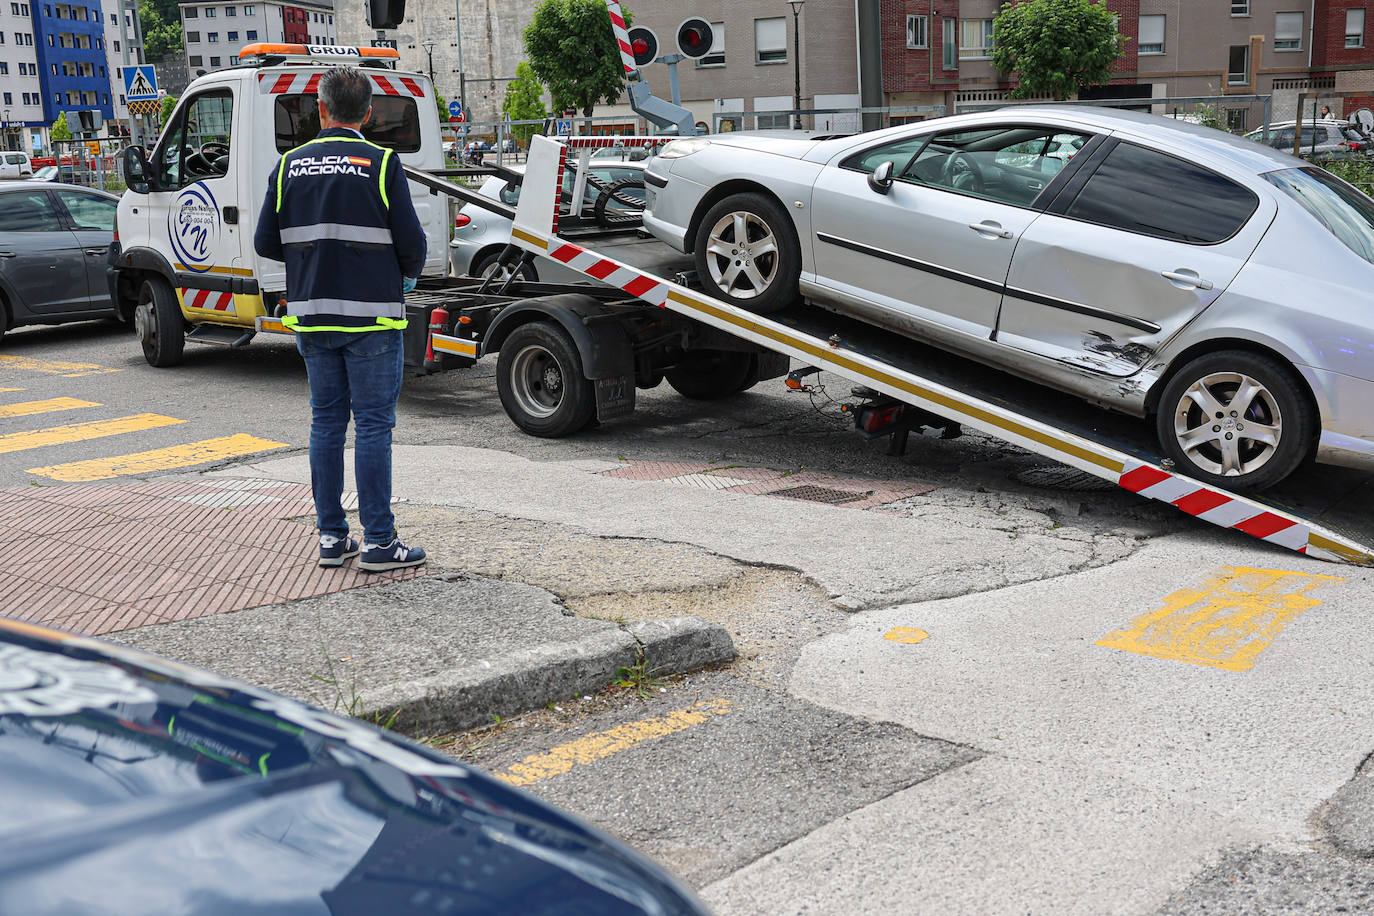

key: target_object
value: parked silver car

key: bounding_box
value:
[451,161,646,282]
[1244,119,1369,160]
[641,107,1374,490]
[0,180,119,341]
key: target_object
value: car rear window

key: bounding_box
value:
[1264,166,1374,264]
[1063,142,1258,244]
[273,94,421,153]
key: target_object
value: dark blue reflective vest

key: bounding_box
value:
[254,127,427,332]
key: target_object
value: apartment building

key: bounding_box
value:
[103,3,143,130]
[32,0,115,129]
[179,0,334,77]
[0,0,45,150]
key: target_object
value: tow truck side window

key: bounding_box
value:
[156,90,233,189]
[273,94,421,153]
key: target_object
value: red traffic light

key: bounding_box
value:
[676,17,713,59]
[627,26,658,67]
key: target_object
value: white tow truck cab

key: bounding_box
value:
[110,43,448,366]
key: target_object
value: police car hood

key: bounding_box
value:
[0,619,707,915]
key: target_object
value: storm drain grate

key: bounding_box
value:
[768,485,869,505]
[1012,466,1118,492]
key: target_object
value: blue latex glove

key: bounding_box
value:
[402,276,418,294]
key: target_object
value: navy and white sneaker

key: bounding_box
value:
[358,538,427,572]
[318,534,360,567]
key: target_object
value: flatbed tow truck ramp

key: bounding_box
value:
[491,133,1374,568]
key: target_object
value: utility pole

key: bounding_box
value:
[454,0,467,138]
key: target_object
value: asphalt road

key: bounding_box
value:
[6,317,1374,914]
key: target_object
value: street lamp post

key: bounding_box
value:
[788,0,804,129]
[421,38,436,84]
[2,109,9,151]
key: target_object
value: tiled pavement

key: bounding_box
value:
[0,478,424,638]
[599,460,938,510]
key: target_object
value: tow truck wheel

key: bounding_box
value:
[694,192,801,315]
[135,276,185,368]
[472,251,537,283]
[496,322,595,437]
[1155,350,1314,492]
[665,350,756,400]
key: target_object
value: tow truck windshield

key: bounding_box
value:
[272,94,422,153]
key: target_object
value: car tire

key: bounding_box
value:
[1155,350,1314,492]
[593,177,647,228]
[135,276,185,368]
[693,192,801,315]
[665,350,756,400]
[471,251,537,283]
[496,322,596,437]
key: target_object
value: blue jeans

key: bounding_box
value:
[296,329,404,546]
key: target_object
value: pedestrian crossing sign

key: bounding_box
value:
[123,66,158,101]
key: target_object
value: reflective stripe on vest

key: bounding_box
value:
[281,315,409,332]
[279,223,395,245]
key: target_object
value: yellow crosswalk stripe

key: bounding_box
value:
[0,388,22,393]
[0,414,187,455]
[27,434,291,482]
[0,397,100,419]
[0,355,119,377]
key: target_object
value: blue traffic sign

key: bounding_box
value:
[556,119,572,135]
[123,65,158,101]
[448,100,463,117]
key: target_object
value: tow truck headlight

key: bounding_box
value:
[658,138,711,160]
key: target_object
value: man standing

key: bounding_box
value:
[255,66,427,572]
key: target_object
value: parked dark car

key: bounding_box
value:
[0,180,120,341]
[0,616,710,915]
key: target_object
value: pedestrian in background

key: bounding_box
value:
[254,66,428,572]
[1321,104,1337,120]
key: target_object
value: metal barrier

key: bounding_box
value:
[42,138,130,192]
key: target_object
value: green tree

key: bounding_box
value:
[435,91,448,125]
[991,0,1126,100]
[50,112,71,141]
[502,61,547,143]
[160,95,178,126]
[523,0,627,118]
[139,0,183,59]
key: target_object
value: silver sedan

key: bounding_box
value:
[641,107,1374,491]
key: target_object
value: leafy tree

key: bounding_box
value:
[523,0,627,118]
[160,95,178,126]
[991,0,1126,100]
[50,112,71,141]
[139,0,183,59]
[435,91,448,125]
[502,61,548,143]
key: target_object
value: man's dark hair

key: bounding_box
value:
[319,67,372,125]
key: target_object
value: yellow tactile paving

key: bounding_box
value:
[27,434,291,482]
[1096,566,1345,671]
[496,698,734,787]
[0,397,101,420]
[0,414,186,454]
[0,355,119,377]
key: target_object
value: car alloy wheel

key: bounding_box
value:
[703,210,779,301]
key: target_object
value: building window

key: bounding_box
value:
[205,5,214,15]
[1348,9,1365,48]
[9,3,17,14]
[906,14,927,49]
[1228,44,1249,84]
[0,63,6,74]
[112,39,118,50]
[1138,14,1164,54]
[246,28,256,38]
[210,55,220,65]
[695,20,724,66]
[1231,1,1249,15]
[184,5,196,15]
[208,31,218,41]
[224,4,234,13]
[186,30,198,41]
[227,29,236,39]
[189,54,202,65]
[1226,109,1248,132]
[1274,12,1302,51]
[754,17,786,63]
[2,93,9,106]
[245,4,253,12]
[942,17,956,69]
[960,18,993,58]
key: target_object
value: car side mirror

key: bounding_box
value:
[868,160,894,195]
[122,145,156,194]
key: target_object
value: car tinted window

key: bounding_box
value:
[273,95,421,153]
[5,154,24,164]
[1265,166,1374,264]
[1064,142,1258,243]
[0,190,62,231]
[55,190,116,230]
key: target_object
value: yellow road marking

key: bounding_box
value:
[0,387,21,392]
[885,626,930,644]
[495,698,734,787]
[26,433,290,482]
[0,397,100,419]
[0,355,119,377]
[0,414,186,454]
[1095,566,1344,671]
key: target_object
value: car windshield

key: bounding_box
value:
[1265,166,1374,263]
[34,166,57,179]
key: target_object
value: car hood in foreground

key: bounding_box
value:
[0,618,707,916]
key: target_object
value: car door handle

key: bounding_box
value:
[1161,269,1214,291]
[0,251,15,259]
[968,221,1013,239]
[85,248,107,256]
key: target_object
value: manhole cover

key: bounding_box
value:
[1012,466,1117,491]
[768,485,868,504]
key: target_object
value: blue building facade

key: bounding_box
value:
[32,0,114,125]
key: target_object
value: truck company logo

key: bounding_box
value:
[168,182,221,273]
[288,154,372,177]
